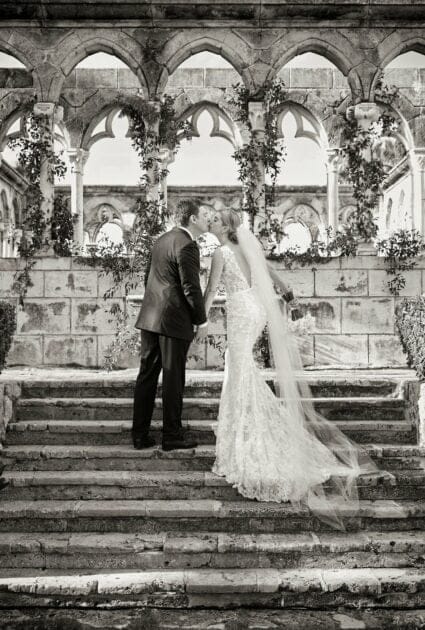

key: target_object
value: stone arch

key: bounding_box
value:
[375,101,414,153]
[0,190,9,221]
[178,101,240,148]
[12,198,21,226]
[81,105,128,152]
[158,33,254,95]
[373,36,425,97]
[87,202,126,245]
[270,35,364,100]
[0,108,25,152]
[277,101,329,149]
[385,197,393,230]
[50,33,148,101]
[0,34,41,95]
[338,204,357,225]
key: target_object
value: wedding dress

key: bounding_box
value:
[212,229,377,529]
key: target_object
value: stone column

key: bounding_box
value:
[248,101,266,230]
[0,153,4,257]
[143,101,161,203]
[346,102,381,252]
[33,102,63,253]
[409,148,425,236]
[325,148,341,231]
[68,148,89,248]
[158,144,175,210]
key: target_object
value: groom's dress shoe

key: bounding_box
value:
[133,436,156,450]
[162,437,198,451]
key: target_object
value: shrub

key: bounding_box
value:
[0,302,16,373]
[395,297,425,380]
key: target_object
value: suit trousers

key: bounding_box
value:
[132,329,191,440]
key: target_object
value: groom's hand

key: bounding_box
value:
[194,322,208,342]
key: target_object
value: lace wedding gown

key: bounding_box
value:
[212,244,358,505]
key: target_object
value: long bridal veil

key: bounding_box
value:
[236,225,378,530]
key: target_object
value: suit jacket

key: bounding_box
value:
[135,227,207,341]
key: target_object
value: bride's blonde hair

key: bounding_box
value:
[219,208,242,244]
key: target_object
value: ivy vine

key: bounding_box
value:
[338,78,400,242]
[376,229,424,296]
[266,226,358,267]
[78,93,189,369]
[226,79,287,240]
[7,104,69,303]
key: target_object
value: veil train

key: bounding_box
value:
[236,225,379,530]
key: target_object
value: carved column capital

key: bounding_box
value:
[248,101,266,135]
[410,148,425,171]
[68,148,89,174]
[325,148,342,172]
[33,102,63,124]
[159,144,175,167]
[346,102,380,130]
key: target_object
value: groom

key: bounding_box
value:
[132,198,210,451]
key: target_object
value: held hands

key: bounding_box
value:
[194,322,208,342]
[282,289,303,322]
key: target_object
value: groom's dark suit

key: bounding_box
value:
[133,227,207,442]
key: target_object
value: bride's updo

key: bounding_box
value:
[220,208,242,244]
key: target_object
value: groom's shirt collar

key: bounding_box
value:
[179,226,195,241]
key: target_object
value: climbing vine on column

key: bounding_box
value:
[78,94,189,368]
[338,79,400,241]
[227,79,287,240]
[7,104,69,304]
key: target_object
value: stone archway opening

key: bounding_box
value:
[167,52,242,188]
[378,50,425,235]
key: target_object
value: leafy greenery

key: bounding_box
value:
[0,302,16,373]
[51,194,73,256]
[395,297,425,379]
[78,94,187,369]
[7,105,69,304]
[226,80,287,239]
[267,226,359,267]
[338,77,400,241]
[376,229,424,296]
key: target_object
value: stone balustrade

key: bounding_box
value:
[0,253,418,370]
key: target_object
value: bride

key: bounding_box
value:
[204,208,377,529]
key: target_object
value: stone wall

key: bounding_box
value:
[54,185,356,242]
[0,253,418,370]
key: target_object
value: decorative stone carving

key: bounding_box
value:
[346,102,380,131]
[248,101,265,134]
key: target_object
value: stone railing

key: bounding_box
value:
[0,253,418,370]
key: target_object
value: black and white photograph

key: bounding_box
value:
[0,1,425,628]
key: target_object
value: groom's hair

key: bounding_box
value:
[175,198,202,227]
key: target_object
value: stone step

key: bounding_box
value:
[0,530,424,571]
[1,567,425,610]
[16,396,408,423]
[5,469,423,502]
[20,373,402,400]
[0,608,423,630]
[4,444,424,472]
[0,499,422,534]
[5,419,417,446]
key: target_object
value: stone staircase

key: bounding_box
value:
[1,370,425,629]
